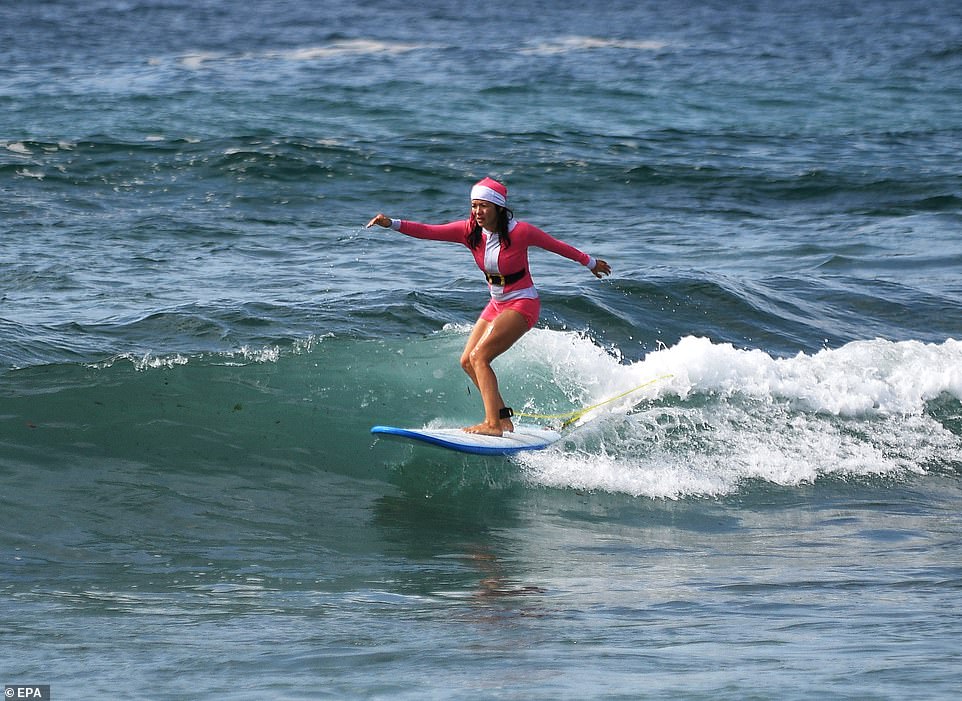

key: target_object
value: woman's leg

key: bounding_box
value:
[459,318,490,391]
[460,310,529,435]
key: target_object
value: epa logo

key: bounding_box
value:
[4,687,50,701]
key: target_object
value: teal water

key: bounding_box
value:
[3,0,962,698]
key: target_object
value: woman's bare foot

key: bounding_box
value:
[500,417,514,433]
[464,422,503,436]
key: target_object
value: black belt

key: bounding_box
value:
[485,268,526,286]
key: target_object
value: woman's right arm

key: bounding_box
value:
[366,215,467,243]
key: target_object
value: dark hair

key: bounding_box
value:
[467,205,514,250]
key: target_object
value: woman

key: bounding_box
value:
[366,177,611,436]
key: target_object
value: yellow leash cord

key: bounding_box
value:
[515,374,674,430]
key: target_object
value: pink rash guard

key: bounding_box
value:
[392,218,596,304]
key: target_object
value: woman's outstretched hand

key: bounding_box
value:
[591,259,612,278]
[366,214,391,228]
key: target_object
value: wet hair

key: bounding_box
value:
[468,205,514,250]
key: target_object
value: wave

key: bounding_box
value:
[155,36,669,71]
[2,328,959,500]
[6,130,958,228]
[518,334,962,498]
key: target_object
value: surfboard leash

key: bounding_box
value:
[515,374,673,430]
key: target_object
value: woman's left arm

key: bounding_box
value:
[526,224,611,278]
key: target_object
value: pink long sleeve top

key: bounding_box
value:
[392,218,596,303]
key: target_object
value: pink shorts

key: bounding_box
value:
[479,296,541,330]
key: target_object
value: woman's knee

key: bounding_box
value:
[465,346,492,372]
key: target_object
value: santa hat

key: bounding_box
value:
[470,177,508,207]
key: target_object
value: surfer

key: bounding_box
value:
[366,177,610,436]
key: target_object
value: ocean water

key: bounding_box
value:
[3,0,962,698]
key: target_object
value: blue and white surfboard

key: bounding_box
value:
[371,424,561,456]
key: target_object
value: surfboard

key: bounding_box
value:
[371,424,562,456]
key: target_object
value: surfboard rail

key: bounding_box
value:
[371,424,561,456]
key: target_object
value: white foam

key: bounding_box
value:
[87,341,305,372]
[5,141,32,155]
[270,41,427,61]
[228,345,281,364]
[509,333,962,498]
[521,36,669,55]
[175,40,428,71]
[171,37,654,72]
[179,52,222,70]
